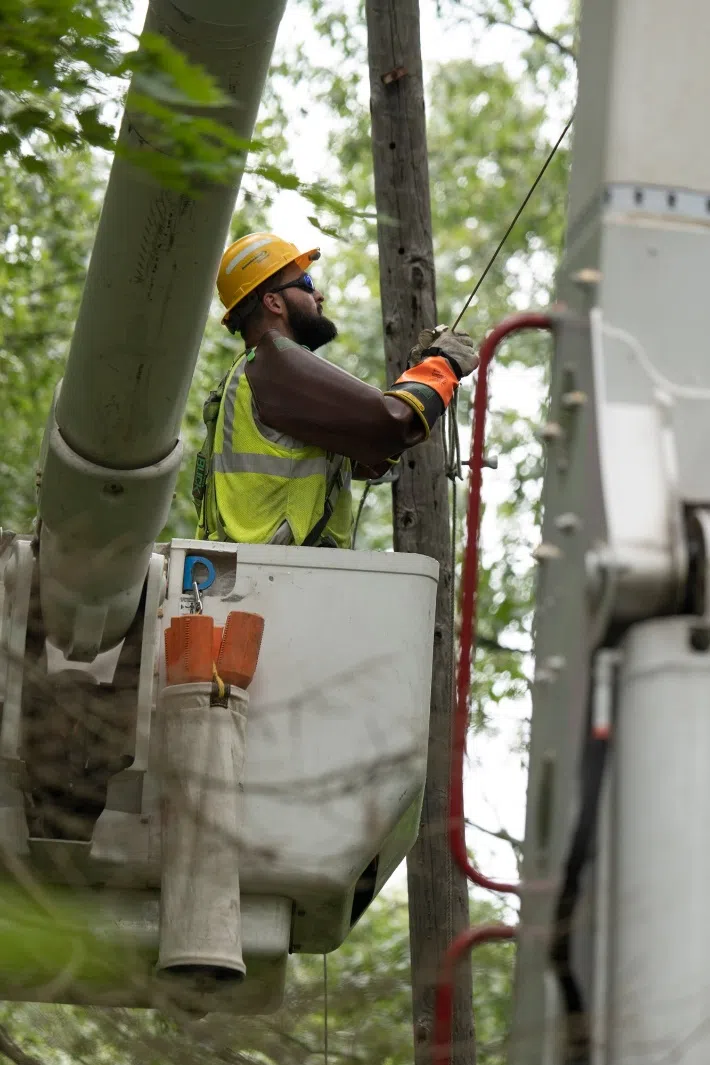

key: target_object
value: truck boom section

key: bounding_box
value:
[510,1,710,1061]
[37,0,287,660]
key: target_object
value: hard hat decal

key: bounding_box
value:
[224,237,274,276]
[240,250,270,271]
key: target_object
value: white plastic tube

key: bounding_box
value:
[157,682,248,982]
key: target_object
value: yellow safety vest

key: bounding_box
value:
[194,351,353,548]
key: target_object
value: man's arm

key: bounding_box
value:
[245,329,472,469]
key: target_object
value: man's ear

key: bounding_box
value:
[261,291,286,317]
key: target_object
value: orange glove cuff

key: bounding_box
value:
[395,356,459,406]
[383,356,459,439]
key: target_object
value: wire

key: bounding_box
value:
[351,482,372,549]
[451,114,574,333]
[323,954,329,1065]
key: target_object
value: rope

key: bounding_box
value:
[445,396,463,715]
[323,953,329,1065]
[211,663,226,700]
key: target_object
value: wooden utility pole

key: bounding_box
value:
[364,3,475,1063]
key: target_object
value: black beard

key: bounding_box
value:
[285,297,338,351]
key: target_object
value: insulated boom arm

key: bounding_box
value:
[37,0,287,660]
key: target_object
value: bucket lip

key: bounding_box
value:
[170,540,440,582]
[160,681,248,699]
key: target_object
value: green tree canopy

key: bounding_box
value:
[0,2,575,1062]
[0,893,514,1064]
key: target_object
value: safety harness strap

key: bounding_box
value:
[303,456,346,547]
[192,369,231,518]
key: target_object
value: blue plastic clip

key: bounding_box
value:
[182,555,216,594]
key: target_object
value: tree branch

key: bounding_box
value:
[521,0,576,59]
[467,819,523,875]
[0,1025,46,1065]
[478,2,577,62]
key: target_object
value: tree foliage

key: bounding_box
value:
[0,893,514,1065]
[0,0,575,1060]
[0,0,125,167]
[0,150,102,526]
[1,1,366,204]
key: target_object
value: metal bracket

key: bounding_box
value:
[585,308,687,626]
[381,65,407,85]
[0,547,164,784]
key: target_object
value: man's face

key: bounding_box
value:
[270,262,338,351]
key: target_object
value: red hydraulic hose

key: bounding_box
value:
[451,311,554,894]
[431,312,554,1065]
[432,923,518,1063]
[429,312,555,1065]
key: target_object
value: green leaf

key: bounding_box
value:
[49,123,80,149]
[10,107,51,135]
[307,215,343,239]
[19,155,52,177]
[0,131,21,155]
[77,106,114,148]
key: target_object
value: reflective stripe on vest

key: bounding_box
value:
[211,452,328,478]
[197,352,353,548]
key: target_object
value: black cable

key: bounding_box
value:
[351,482,372,549]
[549,721,610,1065]
[323,953,329,1065]
[452,113,574,332]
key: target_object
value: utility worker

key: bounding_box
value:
[193,232,479,548]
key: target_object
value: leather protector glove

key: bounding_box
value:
[384,325,479,440]
[410,325,479,379]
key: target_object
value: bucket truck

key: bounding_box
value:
[510,1,710,1062]
[0,0,438,1012]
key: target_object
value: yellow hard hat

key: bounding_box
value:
[217,232,321,324]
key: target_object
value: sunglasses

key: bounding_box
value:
[269,273,317,296]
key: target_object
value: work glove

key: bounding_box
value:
[410,325,479,380]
